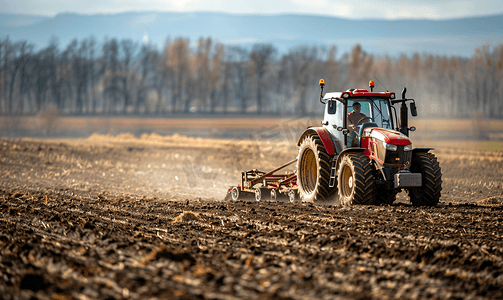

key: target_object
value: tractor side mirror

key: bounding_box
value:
[410,102,417,117]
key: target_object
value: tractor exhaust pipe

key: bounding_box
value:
[400,87,409,136]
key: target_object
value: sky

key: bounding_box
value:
[1,0,503,20]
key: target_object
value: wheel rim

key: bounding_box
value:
[289,191,295,203]
[231,187,239,201]
[255,188,261,201]
[341,165,354,198]
[271,189,277,201]
[300,148,317,194]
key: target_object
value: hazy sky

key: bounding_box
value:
[1,0,502,20]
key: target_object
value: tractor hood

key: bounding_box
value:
[364,128,412,146]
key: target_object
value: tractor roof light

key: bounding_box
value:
[342,92,350,99]
[369,80,375,92]
[319,79,325,87]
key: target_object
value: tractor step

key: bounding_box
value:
[329,157,337,188]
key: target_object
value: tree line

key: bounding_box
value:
[0,36,502,118]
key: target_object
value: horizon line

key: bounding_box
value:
[2,10,503,22]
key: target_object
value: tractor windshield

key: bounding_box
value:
[347,97,393,129]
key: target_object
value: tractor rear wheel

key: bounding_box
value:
[297,135,334,202]
[337,153,376,205]
[408,152,442,206]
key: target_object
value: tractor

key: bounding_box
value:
[226,80,442,206]
[296,79,442,205]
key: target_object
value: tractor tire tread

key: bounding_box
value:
[297,134,335,202]
[338,153,377,205]
[409,152,442,206]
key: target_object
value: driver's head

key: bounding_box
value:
[352,102,361,113]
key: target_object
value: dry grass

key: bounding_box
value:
[476,196,503,206]
[0,116,301,131]
[172,211,203,224]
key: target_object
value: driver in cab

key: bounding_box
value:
[347,102,368,146]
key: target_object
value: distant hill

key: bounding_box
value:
[0,13,50,28]
[1,12,502,57]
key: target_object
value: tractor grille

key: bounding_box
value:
[385,145,412,165]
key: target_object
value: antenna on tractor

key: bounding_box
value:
[319,79,325,104]
[373,76,389,92]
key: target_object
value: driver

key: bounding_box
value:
[347,102,368,131]
[347,102,368,147]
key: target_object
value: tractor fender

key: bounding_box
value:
[296,127,336,155]
[412,148,434,155]
[335,148,366,171]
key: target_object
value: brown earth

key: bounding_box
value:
[1,133,503,300]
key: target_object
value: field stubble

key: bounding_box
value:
[1,118,503,299]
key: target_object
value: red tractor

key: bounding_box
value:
[227,80,442,206]
[296,79,442,205]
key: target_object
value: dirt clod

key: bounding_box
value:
[0,136,502,299]
[173,211,203,223]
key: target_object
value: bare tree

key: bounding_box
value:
[136,43,157,114]
[4,39,21,114]
[152,38,171,114]
[284,46,319,114]
[249,44,276,114]
[167,38,190,113]
[190,38,211,113]
[226,46,249,114]
[209,43,224,113]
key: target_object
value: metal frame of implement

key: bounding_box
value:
[230,159,298,201]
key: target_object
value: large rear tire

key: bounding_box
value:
[337,153,376,206]
[408,152,442,206]
[297,135,335,202]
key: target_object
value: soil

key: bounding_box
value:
[1,133,503,300]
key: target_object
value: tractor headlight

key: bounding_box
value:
[383,142,397,151]
[404,145,413,151]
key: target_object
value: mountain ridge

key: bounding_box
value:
[1,12,502,57]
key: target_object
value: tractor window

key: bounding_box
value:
[347,100,371,118]
[372,99,393,129]
[346,98,393,129]
[327,100,337,114]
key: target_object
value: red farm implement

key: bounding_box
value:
[226,159,298,202]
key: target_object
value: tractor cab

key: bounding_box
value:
[320,81,398,151]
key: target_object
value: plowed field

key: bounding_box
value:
[1,133,503,300]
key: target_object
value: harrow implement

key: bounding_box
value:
[225,159,298,202]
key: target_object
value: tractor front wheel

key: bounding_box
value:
[337,153,376,205]
[297,135,334,202]
[408,153,442,206]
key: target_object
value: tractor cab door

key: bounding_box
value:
[322,99,345,154]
